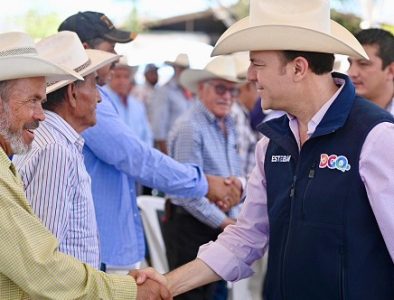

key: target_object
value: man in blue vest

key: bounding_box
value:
[133,0,394,299]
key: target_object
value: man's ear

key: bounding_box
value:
[82,42,90,49]
[387,61,394,82]
[65,83,78,108]
[292,56,308,81]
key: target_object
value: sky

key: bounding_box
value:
[1,0,238,31]
[2,0,393,30]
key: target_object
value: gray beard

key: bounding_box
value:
[0,104,30,155]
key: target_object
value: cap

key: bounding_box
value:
[58,11,137,43]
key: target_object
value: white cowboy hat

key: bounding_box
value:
[212,0,368,59]
[180,55,241,93]
[165,53,190,68]
[36,31,120,94]
[0,32,81,82]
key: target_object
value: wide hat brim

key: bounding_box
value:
[164,61,190,68]
[212,17,368,59]
[0,55,81,82]
[180,69,240,94]
[47,50,120,94]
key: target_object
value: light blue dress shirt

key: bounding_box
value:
[82,86,208,267]
[102,85,153,147]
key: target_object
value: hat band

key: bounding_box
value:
[0,47,37,57]
[74,58,92,73]
[47,58,92,88]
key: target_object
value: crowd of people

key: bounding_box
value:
[0,0,393,299]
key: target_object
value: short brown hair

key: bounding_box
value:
[281,51,335,75]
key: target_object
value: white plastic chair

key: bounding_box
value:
[137,195,169,274]
[228,278,253,300]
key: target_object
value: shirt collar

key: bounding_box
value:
[386,98,394,115]
[0,147,12,169]
[44,110,84,150]
[287,77,345,144]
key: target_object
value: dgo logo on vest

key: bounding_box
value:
[319,154,351,172]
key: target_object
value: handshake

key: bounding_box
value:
[205,175,243,211]
[129,268,171,299]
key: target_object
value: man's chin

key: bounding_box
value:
[9,137,31,155]
[11,144,30,155]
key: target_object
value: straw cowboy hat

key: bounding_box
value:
[36,31,120,94]
[165,53,190,68]
[0,32,81,82]
[180,55,241,93]
[212,0,368,59]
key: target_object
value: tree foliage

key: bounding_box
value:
[16,9,61,39]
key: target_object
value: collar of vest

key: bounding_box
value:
[257,72,355,140]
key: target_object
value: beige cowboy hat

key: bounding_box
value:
[180,55,241,93]
[36,31,120,94]
[113,55,138,74]
[212,0,368,59]
[165,53,190,68]
[0,32,81,82]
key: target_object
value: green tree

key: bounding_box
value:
[16,9,60,39]
[122,0,143,32]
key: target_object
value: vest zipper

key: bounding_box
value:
[301,163,316,219]
[281,174,297,300]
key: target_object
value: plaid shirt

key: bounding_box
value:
[151,77,195,141]
[0,149,136,299]
[168,101,243,228]
[231,101,259,176]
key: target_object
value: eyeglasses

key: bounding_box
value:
[208,82,240,97]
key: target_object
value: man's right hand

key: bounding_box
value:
[205,175,242,211]
[129,268,172,300]
[136,278,172,300]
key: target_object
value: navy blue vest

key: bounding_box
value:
[258,74,394,300]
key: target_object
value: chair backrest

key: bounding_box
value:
[137,195,169,273]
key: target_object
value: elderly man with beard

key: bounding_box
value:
[0,31,171,300]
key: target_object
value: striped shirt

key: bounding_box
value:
[0,148,136,299]
[13,110,100,268]
[168,101,243,228]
